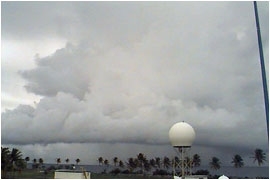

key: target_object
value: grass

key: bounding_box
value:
[6,169,171,179]
[91,173,171,179]
[3,169,54,179]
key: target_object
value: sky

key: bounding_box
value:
[1,1,269,167]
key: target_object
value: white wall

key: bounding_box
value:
[54,171,91,179]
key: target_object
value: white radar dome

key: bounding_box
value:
[169,122,195,147]
[218,175,229,179]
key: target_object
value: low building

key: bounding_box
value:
[54,169,91,179]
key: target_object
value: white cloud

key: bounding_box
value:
[1,38,66,111]
[1,1,268,166]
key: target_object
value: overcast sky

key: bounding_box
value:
[1,1,269,167]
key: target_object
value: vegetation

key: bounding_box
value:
[192,154,201,168]
[56,158,61,165]
[162,156,170,169]
[76,158,80,165]
[209,157,221,170]
[231,154,244,168]
[1,147,26,178]
[2,169,54,179]
[1,146,268,179]
[251,148,267,166]
[113,157,118,166]
[98,157,103,165]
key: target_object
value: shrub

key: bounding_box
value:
[47,165,56,171]
[121,169,130,174]
[153,169,169,176]
[194,169,209,175]
[110,168,121,175]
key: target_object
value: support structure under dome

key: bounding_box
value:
[169,122,196,179]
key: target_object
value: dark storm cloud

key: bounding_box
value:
[19,44,91,99]
[2,1,268,165]
[1,1,152,45]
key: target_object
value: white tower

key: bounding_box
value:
[169,122,195,179]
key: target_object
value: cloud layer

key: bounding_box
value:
[2,1,268,165]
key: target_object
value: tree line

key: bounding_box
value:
[1,146,267,178]
[95,149,266,175]
[1,147,26,178]
[25,157,81,170]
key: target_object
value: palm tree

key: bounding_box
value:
[10,148,22,165]
[134,159,139,169]
[173,156,180,165]
[103,159,109,173]
[25,157,30,163]
[113,157,118,166]
[104,159,109,166]
[24,157,30,170]
[251,149,266,166]
[2,147,10,167]
[155,157,161,168]
[65,158,70,169]
[171,156,180,174]
[33,158,37,169]
[56,158,61,164]
[192,154,201,168]
[143,160,151,173]
[209,157,221,170]
[231,154,244,178]
[56,158,61,169]
[137,153,146,173]
[39,158,43,164]
[76,158,80,165]
[1,147,25,178]
[192,154,201,173]
[162,156,171,169]
[14,159,26,173]
[126,158,137,172]
[119,160,125,168]
[2,147,11,178]
[33,158,37,163]
[39,158,44,169]
[231,154,244,168]
[9,148,23,177]
[137,153,145,164]
[150,159,156,168]
[98,157,103,165]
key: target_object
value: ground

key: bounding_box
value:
[3,169,171,179]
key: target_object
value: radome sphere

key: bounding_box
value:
[218,175,229,179]
[169,122,196,147]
